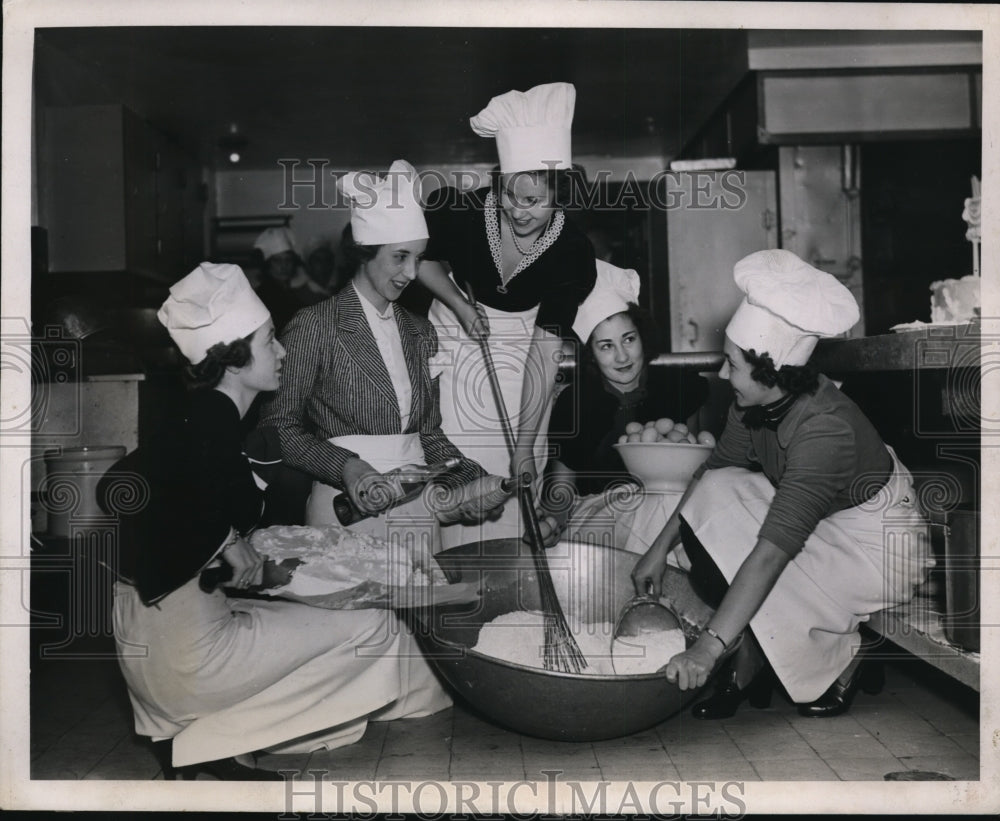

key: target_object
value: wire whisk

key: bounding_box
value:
[463,284,587,674]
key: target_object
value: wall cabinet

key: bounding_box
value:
[41,104,203,278]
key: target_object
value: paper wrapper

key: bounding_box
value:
[248,524,481,610]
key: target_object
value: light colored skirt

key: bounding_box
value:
[429,297,555,550]
[114,577,450,767]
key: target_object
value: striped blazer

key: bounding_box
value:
[259,283,484,491]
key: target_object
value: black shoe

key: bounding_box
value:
[691,668,773,720]
[797,660,868,718]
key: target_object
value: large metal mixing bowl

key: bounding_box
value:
[411,538,719,742]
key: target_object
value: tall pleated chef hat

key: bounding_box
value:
[158,262,270,365]
[337,159,428,245]
[725,249,859,368]
[253,226,299,260]
[572,260,641,343]
[470,82,575,174]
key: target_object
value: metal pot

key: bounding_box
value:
[411,538,718,742]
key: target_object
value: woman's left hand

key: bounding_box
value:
[663,634,724,691]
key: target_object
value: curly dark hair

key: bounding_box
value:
[185,335,254,390]
[741,347,820,397]
[580,302,659,376]
[338,222,381,282]
[489,164,589,211]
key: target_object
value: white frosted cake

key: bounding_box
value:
[930,275,981,323]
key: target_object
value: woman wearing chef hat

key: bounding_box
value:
[632,250,933,719]
[415,82,598,549]
[252,225,328,331]
[259,160,510,547]
[537,260,708,552]
[101,262,453,779]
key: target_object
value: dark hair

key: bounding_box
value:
[581,302,658,376]
[489,164,588,211]
[338,222,380,282]
[185,335,254,390]
[741,347,820,397]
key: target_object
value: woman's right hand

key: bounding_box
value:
[457,301,490,340]
[631,544,669,598]
[342,458,402,516]
[222,536,265,589]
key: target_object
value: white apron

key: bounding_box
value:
[429,297,555,550]
[561,487,691,569]
[114,576,451,767]
[305,432,442,554]
[678,447,932,702]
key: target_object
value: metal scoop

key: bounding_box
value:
[613,579,682,640]
[611,581,683,674]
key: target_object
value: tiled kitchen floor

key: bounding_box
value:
[29,638,980,783]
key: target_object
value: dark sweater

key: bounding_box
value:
[695,375,893,557]
[98,389,264,604]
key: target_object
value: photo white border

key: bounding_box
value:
[2,0,997,813]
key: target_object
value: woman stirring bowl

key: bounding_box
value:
[537,260,708,553]
[632,250,933,719]
[416,82,598,548]
[100,263,453,779]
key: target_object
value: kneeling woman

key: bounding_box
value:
[538,261,708,552]
[632,250,932,718]
[101,263,451,778]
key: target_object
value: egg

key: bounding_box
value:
[640,427,660,443]
[624,421,643,435]
[665,429,687,443]
[697,431,717,447]
[654,418,675,435]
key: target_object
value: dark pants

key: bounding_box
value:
[679,515,730,609]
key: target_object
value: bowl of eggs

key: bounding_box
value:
[613,418,716,492]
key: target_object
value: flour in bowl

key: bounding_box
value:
[472,610,686,676]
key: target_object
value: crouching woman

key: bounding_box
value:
[632,250,933,719]
[100,263,451,779]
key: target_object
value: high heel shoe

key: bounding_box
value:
[691,667,773,720]
[797,659,871,718]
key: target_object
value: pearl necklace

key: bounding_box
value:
[504,211,546,256]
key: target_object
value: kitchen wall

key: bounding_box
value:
[213,155,669,263]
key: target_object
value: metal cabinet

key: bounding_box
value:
[653,170,778,353]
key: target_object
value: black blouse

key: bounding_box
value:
[547,365,710,496]
[423,186,597,339]
[98,389,264,604]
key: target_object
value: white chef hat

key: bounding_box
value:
[572,260,641,343]
[337,159,429,246]
[470,82,575,174]
[157,262,271,365]
[725,249,859,368]
[254,226,300,260]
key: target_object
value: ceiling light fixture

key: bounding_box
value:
[218,123,248,165]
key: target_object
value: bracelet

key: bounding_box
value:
[703,627,729,652]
